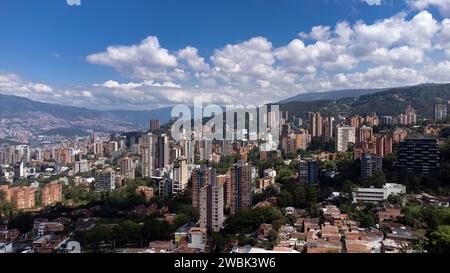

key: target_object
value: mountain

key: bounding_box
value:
[0,94,172,134]
[279,83,450,119]
[280,88,386,103]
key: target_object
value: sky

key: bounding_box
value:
[1,0,450,110]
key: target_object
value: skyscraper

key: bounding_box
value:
[192,166,216,210]
[157,134,169,168]
[41,182,63,206]
[199,180,225,232]
[158,178,172,200]
[230,161,252,216]
[141,133,156,178]
[150,119,161,131]
[298,159,319,185]
[308,112,323,138]
[336,126,356,152]
[361,153,383,181]
[396,138,440,174]
[119,156,135,180]
[94,171,116,192]
[434,104,448,122]
[172,157,188,194]
[359,126,373,143]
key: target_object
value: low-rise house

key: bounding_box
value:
[321,223,341,242]
[37,222,64,237]
[344,229,383,253]
[188,227,207,252]
[303,218,321,235]
[257,223,274,241]
[136,186,154,200]
[377,203,402,221]
[174,222,198,243]
[384,224,417,244]
[306,239,342,253]
[33,234,68,253]
[75,218,95,232]
[149,240,176,253]
[0,228,20,243]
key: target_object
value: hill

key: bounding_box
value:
[279,83,450,119]
[280,88,386,103]
[0,93,172,133]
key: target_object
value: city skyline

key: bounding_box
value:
[1,0,450,110]
[1,0,450,258]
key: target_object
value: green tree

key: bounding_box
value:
[277,191,293,208]
[364,171,386,188]
[342,180,356,199]
[430,225,450,253]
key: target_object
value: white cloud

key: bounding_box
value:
[66,0,81,6]
[178,47,210,72]
[408,0,450,16]
[86,36,178,80]
[4,10,450,110]
[362,0,383,6]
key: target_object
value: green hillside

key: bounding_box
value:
[280,83,450,119]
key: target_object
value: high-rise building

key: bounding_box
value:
[199,180,225,232]
[157,135,169,168]
[230,161,252,216]
[336,126,356,153]
[150,119,161,131]
[120,156,135,180]
[74,159,89,174]
[380,116,393,126]
[396,138,440,174]
[375,134,393,158]
[41,182,63,206]
[399,105,417,125]
[10,187,36,210]
[172,157,189,194]
[216,173,231,207]
[393,128,408,143]
[361,153,383,181]
[322,117,335,141]
[309,112,323,138]
[141,133,156,178]
[13,161,25,180]
[298,159,319,185]
[199,140,212,161]
[192,166,216,210]
[434,104,448,122]
[158,178,172,200]
[94,171,116,192]
[359,126,373,143]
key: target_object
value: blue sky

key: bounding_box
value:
[1,0,450,110]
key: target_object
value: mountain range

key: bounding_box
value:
[279,88,386,103]
[0,94,172,134]
[278,83,450,119]
[1,83,449,136]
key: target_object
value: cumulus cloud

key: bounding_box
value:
[3,10,450,110]
[66,0,81,6]
[362,0,383,6]
[408,0,450,16]
[86,36,178,80]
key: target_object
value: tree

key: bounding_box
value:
[142,218,171,242]
[430,225,450,253]
[364,171,385,188]
[342,180,356,199]
[277,191,293,208]
[224,207,286,234]
[305,186,318,206]
[8,212,34,234]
